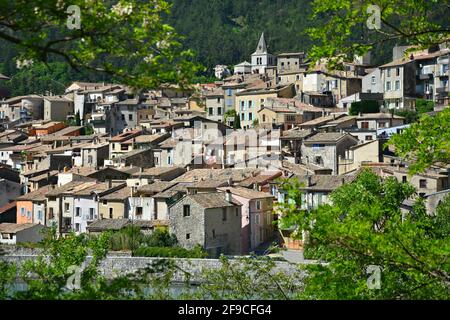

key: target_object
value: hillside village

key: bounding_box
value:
[0,33,448,258]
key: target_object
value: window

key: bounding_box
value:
[226,89,232,96]
[236,208,239,217]
[167,156,172,165]
[38,210,43,221]
[387,69,391,77]
[379,122,386,128]
[109,208,113,219]
[208,108,213,116]
[365,135,373,141]
[27,211,31,219]
[75,207,81,217]
[64,203,70,212]
[183,205,190,217]
[371,76,376,84]
[255,213,260,225]
[128,114,133,121]
[361,121,369,129]
[402,176,407,183]
[89,208,95,220]
[87,155,93,164]
[248,100,253,108]
[21,207,25,217]
[186,233,190,240]
[121,114,125,121]
[256,200,261,210]
[212,229,216,239]
[75,223,80,232]
[136,207,143,217]
[395,80,400,91]
[49,207,54,219]
[217,97,221,103]
[248,113,253,121]
[241,113,245,121]
[222,208,227,221]
[217,107,222,116]
[386,81,391,91]
[419,179,427,188]
[262,114,266,122]
[396,68,400,76]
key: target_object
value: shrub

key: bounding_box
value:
[144,228,178,247]
[134,245,208,258]
[416,99,434,114]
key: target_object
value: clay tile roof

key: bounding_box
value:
[187,192,241,209]
[304,132,354,143]
[218,187,274,200]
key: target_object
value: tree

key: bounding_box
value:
[307,0,450,67]
[0,1,202,89]
[389,108,450,174]
[224,109,241,129]
[13,228,111,299]
[349,100,380,115]
[279,169,450,299]
[415,99,435,114]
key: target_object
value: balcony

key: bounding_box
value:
[436,87,449,94]
[419,73,432,80]
[90,119,106,126]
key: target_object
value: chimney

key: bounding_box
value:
[307,176,312,187]
[225,189,233,203]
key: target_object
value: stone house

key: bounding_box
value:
[302,132,359,175]
[235,84,296,129]
[71,181,125,234]
[99,186,131,220]
[0,223,46,244]
[80,141,109,167]
[379,58,416,109]
[218,187,275,254]
[205,89,225,123]
[109,129,143,159]
[16,185,52,226]
[169,192,242,257]
[43,96,74,121]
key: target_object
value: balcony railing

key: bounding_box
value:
[436,87,449,94]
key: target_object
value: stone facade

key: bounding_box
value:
[169,195,242,258]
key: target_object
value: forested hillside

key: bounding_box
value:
[0,0,445,96]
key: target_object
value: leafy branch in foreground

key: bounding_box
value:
[389,108,450,174]
[280,169,449,300]
[0,0,203,89]
[307,0,450,67]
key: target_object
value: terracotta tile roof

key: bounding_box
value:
[186,192,241,209]
[0,223,42,233]
[218,187,274,200]
[172,169,261,183]
[304,132,356,143]
[17,185,53,201]
[0,201,17,215]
